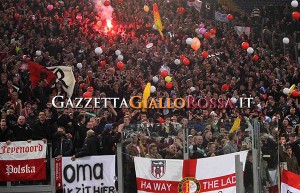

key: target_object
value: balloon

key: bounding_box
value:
[95,47,103,55]
[100,61,106,67]
[283,88,290,95]
[108,39,114,45]
[35,50,42,56]
[183,58,190,65]
[199,28,206,35]
[191,37,201,51]
[210,29,216,35]
[230,97,237,104]
[262,94,268,100]
[150,86,156,93]
[247,47,254,54]
[180,55,186,61]
[221,84,229,91]
[283,37,289,44]
[161,70,168,77]
[241,42,249,50]
[115,50,121,56]
[14,13,20,19]
[144,5,149,12]
[174,59,181,65]
[153,76,159,83]
[117,55,124,61]
[291,89,299,97]
[202,51,209,58]
[292,12,300,19]
[104,0,110,6]
[47,5,54,11]
[186,38,193,45]
[77,63,83,69]
[83,92,92,99]
[117,61,124,69]
[166,82,172,89]
[199,23,205,28]
[252,55,259,61]
[265,116,271,123]
[87,87,94,93]
[204,32,211,39]
[165,76,172,83]
[79,83,85,89]
[291,0,299,7]
[177,7,185,15]
[190,87,196,92]
[227,14,233,20]
[153,24,157,30]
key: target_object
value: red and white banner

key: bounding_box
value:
[135,151,248,193]
[281,169,300,193]
[0,141,47,181]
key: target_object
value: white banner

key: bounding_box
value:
[135,151,248,193]
[187,0,202,12]
[234,26,251,37]
[47,66,76,98]
[62,155,116,193]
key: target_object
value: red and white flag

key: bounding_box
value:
[135,151,248,193]
[0,141,47,181]
[281,169,300,193]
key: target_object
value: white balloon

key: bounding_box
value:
[150,86,156,93]
[174,59,181,65]
[95,47,103,55]
[77,63,83,69]
[153,24,157,30]
[115,50,121,56]
[283,88,290,95]
[190,87,196,92]
[247,47,254,54]
[186,38,193,45]
[117,55,124,61]
[230,97,237,104]
[35,50,42,56]
[283,37,290,44]
[152,76,159,83]
[291,0,298,7]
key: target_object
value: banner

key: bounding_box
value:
[0,140,47,181]
[234,26,251,37]
[47,66,76,98]
[215,12,229,23]
[27,61,57,87]
[135,151,248,193]
[57,155,116,192]
[281,169,300,193]
[187,0,202,12]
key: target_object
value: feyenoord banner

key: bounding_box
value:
[134,151,248,193]
[55,155,116,192]
[0,140,47,181]
[281,169,300,193]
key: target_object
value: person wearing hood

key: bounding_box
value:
[101,123,122,155]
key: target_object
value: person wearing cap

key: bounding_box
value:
[100,123,122,155]
[288,133,300,164]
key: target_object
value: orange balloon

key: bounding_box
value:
[191,37,201,51]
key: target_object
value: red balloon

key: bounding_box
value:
[166,82,173,89]
[292,12,300,20]
[210,29,216,35]
[183,58,190,65]
[292,90,299,97]
[202,51,209,58]
[83,92,92,99]
[14,13,20,19]
[161,70,168,77]
[87,87,94,93]
[108,39,114,45]
[241,42,249,50]
[177,7,185,15]
[180,55,186,61]
[104,0,110,6]
[79,83,85,89]
[221,84,230,91]
[117,61,124,69]
[227,14,233,21]
[204,32,211,39]
[252,55,259,61]
[100,60,106,67]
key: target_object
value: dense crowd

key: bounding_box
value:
[0,0,300,192]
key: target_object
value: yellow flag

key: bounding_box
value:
[153,3,164,39]
[229,117,241,133]
[142,83,151,112]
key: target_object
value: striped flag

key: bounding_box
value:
[281,169,300,192]
[215,11,229,23]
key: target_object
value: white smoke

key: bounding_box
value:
[93,0,114,21]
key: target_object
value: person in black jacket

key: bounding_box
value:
[12,116,33,141]
[73,114,87,153]
[71,130,100,160]
[244,151,253,193]
[53,127,73,158]
[101,123,122,155]
[0,119,15,143]
[32,111,56,143]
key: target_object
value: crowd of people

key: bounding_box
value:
[0,0,300,192]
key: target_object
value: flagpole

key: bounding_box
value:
[235,154,244,193]
[277,119,281,193]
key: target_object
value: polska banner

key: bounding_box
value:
[135,151,248,193]
[55,155,116,192]
[0,140,47,181]
[47,66,76,98]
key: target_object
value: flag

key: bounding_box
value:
[215,11,229,23]
[281,169,300,192]
[47,66,76,98]
[229,117,241,133]
[187,0,202,12]
[234,26,251,37]
[268,169,278,193]
[27,61,56,87]
[153,3,164,39]
[135,151,248,193]
[142,82,151,112]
